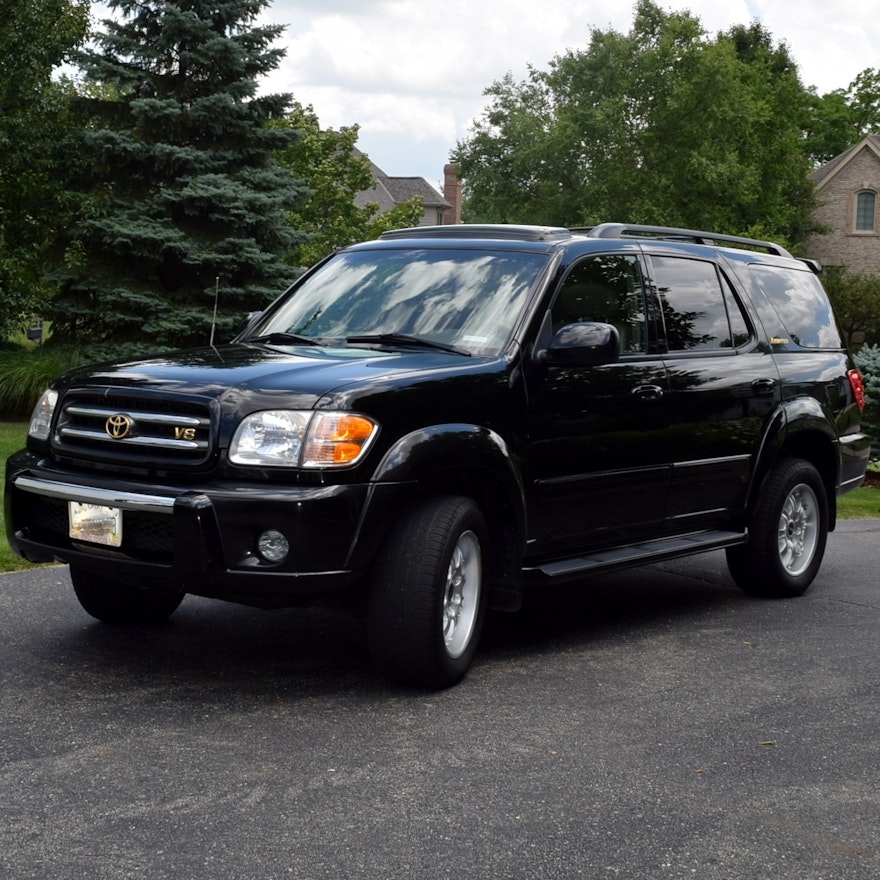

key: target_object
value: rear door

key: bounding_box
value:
[643,250,780,528]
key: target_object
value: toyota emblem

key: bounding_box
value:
[105,413,133,440]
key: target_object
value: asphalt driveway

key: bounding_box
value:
[1,519,878,879]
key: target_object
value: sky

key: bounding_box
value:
[91,1,880,194]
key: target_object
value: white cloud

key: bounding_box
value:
[92,1,880,183]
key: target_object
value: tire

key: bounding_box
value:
[70,566,184,625]
[367,496,488,688]
[726,458,828,598]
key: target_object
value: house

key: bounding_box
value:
[354,154,453,226]
[807,134,880,273]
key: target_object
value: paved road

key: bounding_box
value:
[1,520,878,880]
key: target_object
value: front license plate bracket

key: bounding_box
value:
[69,501,123,547]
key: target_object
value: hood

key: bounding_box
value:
[54,343,485,411]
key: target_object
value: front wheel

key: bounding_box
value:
[726,458,828,598]
[70,566,184,624]
[367,496,488,688]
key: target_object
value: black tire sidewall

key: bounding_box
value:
[367,496,488,688]
[70,566,184,624]
[728,458,828,598]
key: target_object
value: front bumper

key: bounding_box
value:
[5,451,388,607]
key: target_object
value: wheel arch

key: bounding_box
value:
[350,424,527,611]
[749,400,840,530]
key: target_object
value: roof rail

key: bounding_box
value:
[379,224,573,242]
[584,223,793,258]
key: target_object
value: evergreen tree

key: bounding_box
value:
[853,344,880,456]
[48,0,309,356]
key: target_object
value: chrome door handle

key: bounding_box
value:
[631,384,664,401]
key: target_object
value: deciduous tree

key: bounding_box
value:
[453,1,816,245]
[0,0,89,339]
[274,103,423,268]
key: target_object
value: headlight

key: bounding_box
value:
[28,389,58,440]
[229,410,378,468]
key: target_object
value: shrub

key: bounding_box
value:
[854,344,880,458]
[0,347,87,418]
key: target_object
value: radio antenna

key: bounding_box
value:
[209,276,220,347]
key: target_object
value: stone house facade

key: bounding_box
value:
[807,135,880,273]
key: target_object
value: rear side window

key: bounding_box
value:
[749,264,842,349]
[648,255,751,352]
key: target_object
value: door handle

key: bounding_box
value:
[751,377,776,396]
[631,384,664,401]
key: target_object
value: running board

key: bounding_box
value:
[524,529,746,584]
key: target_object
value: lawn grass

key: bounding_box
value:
[836,484,880,519]
[0,422,34,572]
[1,419,879,573]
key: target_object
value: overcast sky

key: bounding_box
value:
[92,1,880,193]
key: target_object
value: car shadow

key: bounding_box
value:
[33,558,742,700]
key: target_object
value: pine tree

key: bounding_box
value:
[48,0,309,356]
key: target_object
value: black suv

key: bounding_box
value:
[5,223,871,687]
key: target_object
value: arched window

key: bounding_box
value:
[856,190,876,231]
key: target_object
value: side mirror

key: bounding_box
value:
[541,322,620,367]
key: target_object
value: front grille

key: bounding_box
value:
[53,389,215,469]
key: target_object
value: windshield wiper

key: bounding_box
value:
[345,333,471,357]
[247,332,324,347]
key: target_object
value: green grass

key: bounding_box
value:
[0,422,35,572]
[1,419,879,573]
[836,484,880,519]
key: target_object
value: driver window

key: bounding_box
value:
[552,254,647,354]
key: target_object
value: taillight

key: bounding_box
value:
[848,369,866,412]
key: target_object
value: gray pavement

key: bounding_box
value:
[1,520,878,879]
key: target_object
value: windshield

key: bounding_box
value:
[251,246,549,356]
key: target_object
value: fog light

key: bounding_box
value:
[257,529,289,563]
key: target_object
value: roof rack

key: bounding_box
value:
[379,224,573,243]
[584,223,793,258]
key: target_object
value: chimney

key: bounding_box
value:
[443,164,462,225]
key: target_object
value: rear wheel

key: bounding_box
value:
[70,566,184,624]
[367,496,488,688]
[726,458,828,598]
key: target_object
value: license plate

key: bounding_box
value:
[69,501,123,547]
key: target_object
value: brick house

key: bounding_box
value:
[807,134,880,273]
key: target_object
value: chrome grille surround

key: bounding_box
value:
[53,389,215,468]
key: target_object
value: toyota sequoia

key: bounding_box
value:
[5,223,871,687]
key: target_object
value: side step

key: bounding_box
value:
[524,529,746,585]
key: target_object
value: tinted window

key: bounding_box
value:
[552,254,648,354]
[749,264,842,349]
[650,256,739,352]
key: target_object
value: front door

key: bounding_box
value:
[524,252,670,559]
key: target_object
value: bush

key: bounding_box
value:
[0,347,87,418]
[854,344,880,458]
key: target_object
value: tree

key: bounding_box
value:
[821,266,880,348]
[47,0,309,356]
[273,103,424,268]
[806,68,880,165]
[453,1,816,246]
[0,0,90,339]
[853,344,880,457]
